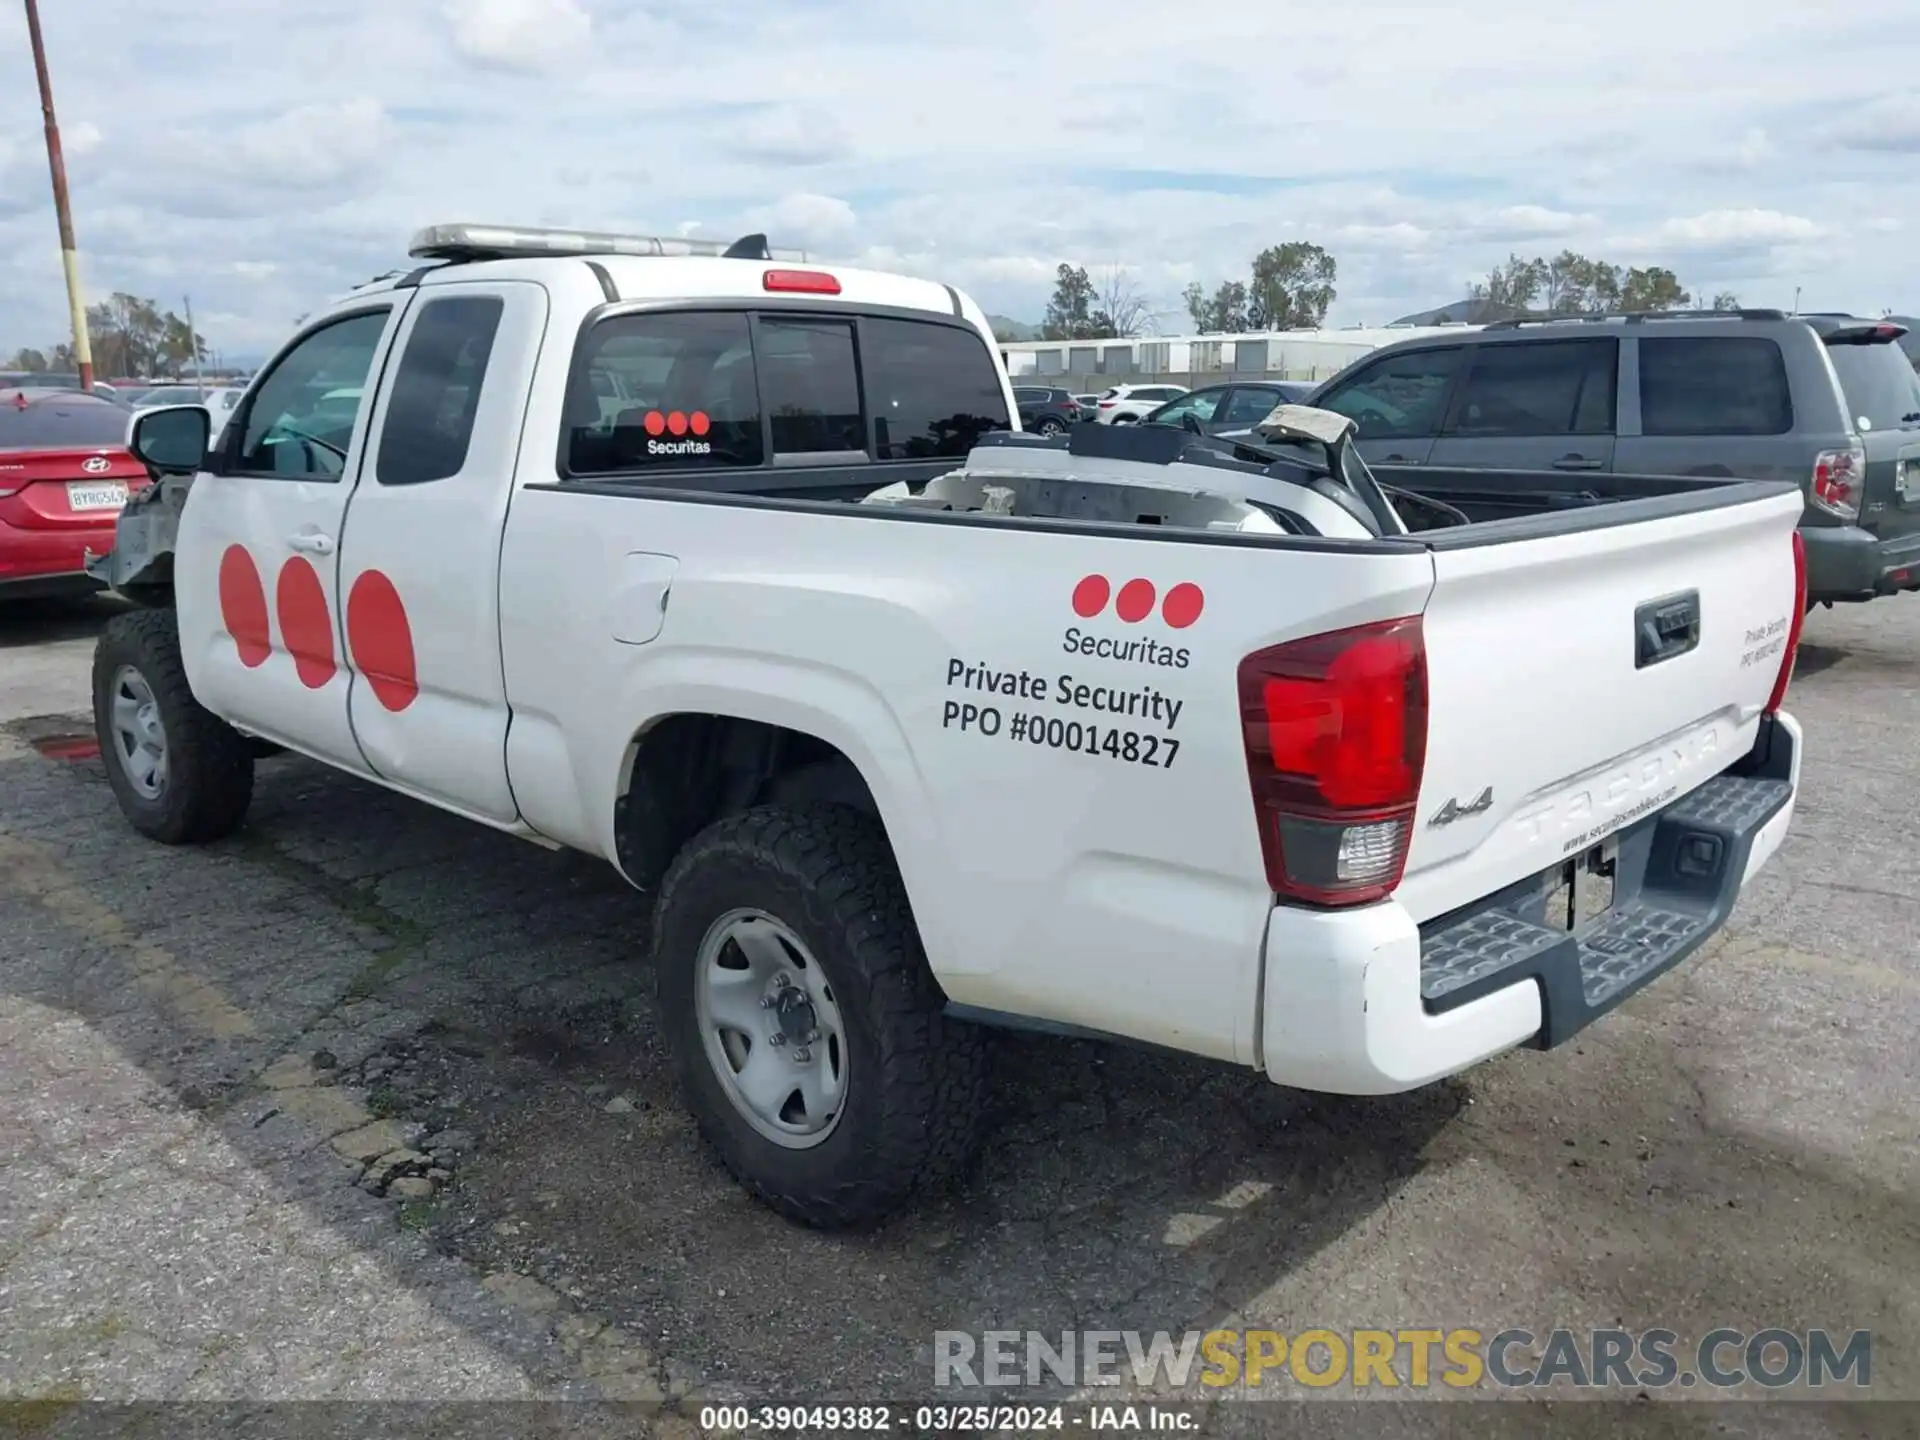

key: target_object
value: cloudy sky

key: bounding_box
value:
[3,0,1918,362]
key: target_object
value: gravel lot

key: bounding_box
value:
[1,590,1916,1430]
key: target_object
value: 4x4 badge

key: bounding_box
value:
[1429,787,1494,827]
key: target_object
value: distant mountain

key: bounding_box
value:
[987,315,1041,342]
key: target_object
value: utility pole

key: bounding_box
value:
[183,294,204,395]
[23,0,93,390]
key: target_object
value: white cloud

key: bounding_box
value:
[1824,94,1920,154]
[725,107,854,166]
[66,122,103,157]
[750,193,859,250]
[1650,209,1823,251]
[0,0,1916,356]
[443,0,589,74]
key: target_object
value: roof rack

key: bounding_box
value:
[406,223,808,264]
[1481,308,1789,330]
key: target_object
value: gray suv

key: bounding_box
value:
[1304,310,1920,607]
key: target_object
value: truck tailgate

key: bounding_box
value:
[1395,484,1805,924]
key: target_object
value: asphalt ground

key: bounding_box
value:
[0,589,1915,1437]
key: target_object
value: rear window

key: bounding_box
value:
[1638,337,1793,437]
[1824,341,1920,434]
[565,310,1009,476]
[862,317,1009,460]
[567,311,766,473]
[756,317,865,457]
[0,397,128,450]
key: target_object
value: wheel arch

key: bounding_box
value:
[603,679,948,964]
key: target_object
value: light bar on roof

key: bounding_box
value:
[407,223,808,263]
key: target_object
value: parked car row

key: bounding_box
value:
[1259,309,1920,609]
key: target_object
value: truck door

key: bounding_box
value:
[175,304,407,769]
[334,280,548,823]
[1427,337,1618,476]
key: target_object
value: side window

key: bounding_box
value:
[1013,387,1048,406]
[1640,338,1793,436]
[862,317,1011,460]
[756,316,865,458]
[231,310,390,479]
[375,296,504,486]
[1221,387,1284,424]
[565,311,765,475]
[1152,390,1223,423]
[1447,340,1617,437]
[1315,348,1462,440]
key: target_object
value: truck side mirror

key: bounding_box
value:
[130,405,211,476]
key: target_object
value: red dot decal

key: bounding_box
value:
[667,411,688,436]
[1071,574,1110,617]
[346,570,418,713]
[275,557,337,689]
[1115,578,1157,623]
[1161,582,1205,629]
[644,411,666,437]
[218,545,270,668]
[689,410,710,436]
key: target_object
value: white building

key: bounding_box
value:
[998,323,1481,386]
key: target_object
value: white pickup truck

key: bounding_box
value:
[90,223,1808,1227]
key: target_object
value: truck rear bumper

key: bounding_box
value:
[1259,712,1800,1095]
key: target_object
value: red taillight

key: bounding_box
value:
[1810,445,1863,519]
[1766,531,1807,716]
[1238,616,1428,907]
[762,269,841,294]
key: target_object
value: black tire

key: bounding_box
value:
[653,804,990,1228]
[1035,417,1065,437]
[92,607,254,845]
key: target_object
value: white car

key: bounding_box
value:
[1093,382,1189,423]
[90,223,1806,1227]
[132,385,245,441]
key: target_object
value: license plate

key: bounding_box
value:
[66,481,127,512]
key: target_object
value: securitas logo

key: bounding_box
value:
[642,409,713,457]
[1063,573,1203,670]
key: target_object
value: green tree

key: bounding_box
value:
[1618,266,1691,312]
[78,293,208,379]
[1247,242,1338,329]
[1042,264,1099,340]
[1469,251,1710,318]
[1710,291,1741,311]
[5,348,50,372]
[1182,279,1250,333]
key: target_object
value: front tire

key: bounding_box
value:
[653,804,990,1228]
[1035,418,1065,437]
[92,608,254,844]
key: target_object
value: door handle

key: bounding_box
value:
[287,531,335,555]
[1383,453,1422,465]
[1552,455,1604,471]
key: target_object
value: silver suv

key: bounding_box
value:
[1305,310,1920,608]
